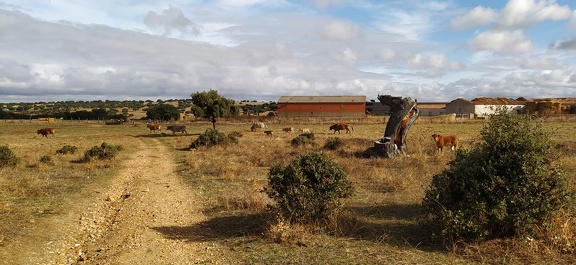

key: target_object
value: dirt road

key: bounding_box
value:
[20,138,221,264]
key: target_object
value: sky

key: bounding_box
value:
[1,0,576,103]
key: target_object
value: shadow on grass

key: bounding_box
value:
[151,204,440,251]
[152,212,270,242]
[335,203,441,250]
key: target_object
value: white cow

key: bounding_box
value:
[250,122,267,131]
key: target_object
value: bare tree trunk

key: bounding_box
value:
[372,95,419,158]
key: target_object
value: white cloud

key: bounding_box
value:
[320,20,359,41]
[313,0,344,9]
[497,0,571,29]
[144,5,201,36]
[450,6,497,30]
[470,30,533,55]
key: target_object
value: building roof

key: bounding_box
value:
[470,97,525,105]
[278,95,366,103]
[417,103,447,109]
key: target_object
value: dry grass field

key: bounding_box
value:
[1,116,575,264]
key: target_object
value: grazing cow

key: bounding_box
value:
[264,130,273,137]
[146,124,161,133]
[282,127,294,133]
[432,134,459,153]
[329,123,353,134]
[37,128,56,137]
[166,125,187,135]
[299,128,310,133]
[250,122,267,131]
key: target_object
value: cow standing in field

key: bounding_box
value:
[264,130,273,137]
[251,122,267,131]
[299,128,310,133]
[166,125,187,135]
[432,134,459,153]
[329,123,353,134]
[37,128,56,137]
[146,124,161,133]
[282,127,294,133]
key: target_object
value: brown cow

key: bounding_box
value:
[329,123,353,134]
[146,124,161,133]
[282,127,294,133]
[37,128,56,137]
[432,134,459,153]
[264,130,273,137]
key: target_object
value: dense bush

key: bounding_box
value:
[265,152,354,224]
[189,129,239,149]
[422,112,574,245]
[0,145,18,167]
[56,145,78,155]
[81,142,123,162]
[290,132,316,147]
[323,137,345,150]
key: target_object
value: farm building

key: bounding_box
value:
[446,97,525,118]
[418,102,448,116]
[276,96,366,117]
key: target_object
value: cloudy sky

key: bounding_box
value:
[1,0,576,103]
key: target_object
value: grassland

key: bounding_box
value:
[1,116,576,264]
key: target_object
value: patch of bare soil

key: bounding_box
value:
[17,138,221,264]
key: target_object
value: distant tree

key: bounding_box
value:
[191,90,239,129]
[91,108,108,120]
[145,103,179,121]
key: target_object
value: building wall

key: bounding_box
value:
[420,108,446,116]
[445,99,475,114]
[474,105,524,117]
[277,102,365,117]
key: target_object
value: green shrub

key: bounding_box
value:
[56,145,78,155]
[324,137,345,150]
[189,129,238,149]
[422,111,574,245]
[81,142,123,162]
[0,145,18,167]
[290,132,315,147]
[227,131,243,143]
[265,152,354,225]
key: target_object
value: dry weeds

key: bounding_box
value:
[1,117,576,264]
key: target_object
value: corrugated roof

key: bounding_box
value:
[418,103,447,109]
[470,97,525,105]
[278,96,366,103]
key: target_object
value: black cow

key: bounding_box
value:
[166,125,187,135]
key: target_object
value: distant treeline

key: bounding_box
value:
[0,108,128,121]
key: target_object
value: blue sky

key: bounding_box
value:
[1,0,576,103]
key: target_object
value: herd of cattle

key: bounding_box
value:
[145,124,188,135]
[35,122,459,154]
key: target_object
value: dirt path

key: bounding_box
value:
[22,138,220,264]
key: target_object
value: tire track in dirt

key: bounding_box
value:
[25,137,221,264]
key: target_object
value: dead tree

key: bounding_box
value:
[372,95,419,158]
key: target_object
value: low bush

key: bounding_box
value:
[81,142,123,162]
[324,137,345,150]
[0,145,18,167]
[265,152,354,225]
[290,133,315,147]
[189,129,239,149]
[56,145,78,155]
[39,155,53,164]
